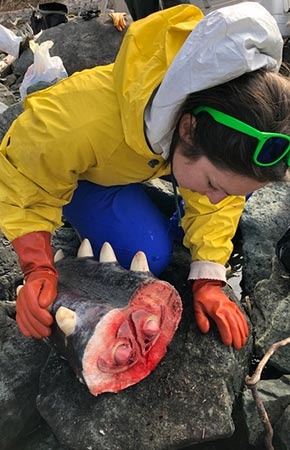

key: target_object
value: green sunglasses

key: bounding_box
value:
[193,106,290,167]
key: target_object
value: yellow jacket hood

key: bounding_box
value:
[146,1,283,156]
[113,4,203,156]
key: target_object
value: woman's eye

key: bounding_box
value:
[208,181,216,190]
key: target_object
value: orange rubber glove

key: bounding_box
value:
[192,279,249,350]
[12,231,58,339]
[108,12,127,31]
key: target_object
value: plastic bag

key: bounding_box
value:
[0,24,22,58]
[19,40,68,100]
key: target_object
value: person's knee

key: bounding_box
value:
[111,223,173,276]
[146,250,172,276]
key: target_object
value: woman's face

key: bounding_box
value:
[172,151,267,204]
[172,114,267,204]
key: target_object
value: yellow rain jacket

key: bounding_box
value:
[0,4,244,271]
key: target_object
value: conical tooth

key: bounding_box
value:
[16,284,23,295]
[130,251,150,272]
[54,249,65,263]
[99,242,117,263]
[77,238,94,258]
[55,306,77,336]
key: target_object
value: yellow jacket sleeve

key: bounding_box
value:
[0,70,103,241]
[180,187,245,265]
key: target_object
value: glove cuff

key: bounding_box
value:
[12,231,57,280]
[192,278,223,293]
[188,260,227,283]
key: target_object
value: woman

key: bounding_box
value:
[0,3,289,349]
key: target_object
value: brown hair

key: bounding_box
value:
[169,68,290,182]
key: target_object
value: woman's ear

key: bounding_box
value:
[179,113,196,143]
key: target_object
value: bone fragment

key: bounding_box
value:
[99,242,117,263]
[77,238,94,258]
[55,306,77,336]
[54,249,65,262]
[130,251,150,272]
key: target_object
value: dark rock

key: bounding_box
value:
[13,13,132,82]
[239,181,290,448]
[0,101,24,142]
[242,375,290,447]
[240,183,290,295]
[0,301,51,450]
[0,233,22,300]
[11,419,70,450]
[0,83,16,106]
[253,259,290,372]
[274,403,290,450]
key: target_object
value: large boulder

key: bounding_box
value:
[0,301,50,450]
[240,182,290,449]
[13,12,132,82]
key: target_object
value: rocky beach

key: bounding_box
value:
[1,2,290,449]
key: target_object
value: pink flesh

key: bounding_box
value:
[82,279,182,396]
[142,319,160,337]
[113,344,133,365]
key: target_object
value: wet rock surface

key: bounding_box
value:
[0,301,50,450]
[240,183,290,448]
[1,7,290,450]
[243,375,290,447]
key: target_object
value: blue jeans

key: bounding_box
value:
[63,181,180,275]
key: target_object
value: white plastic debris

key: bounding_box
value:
[0,101,9,113]
[19,40,68,100]
[0,24,22,58]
